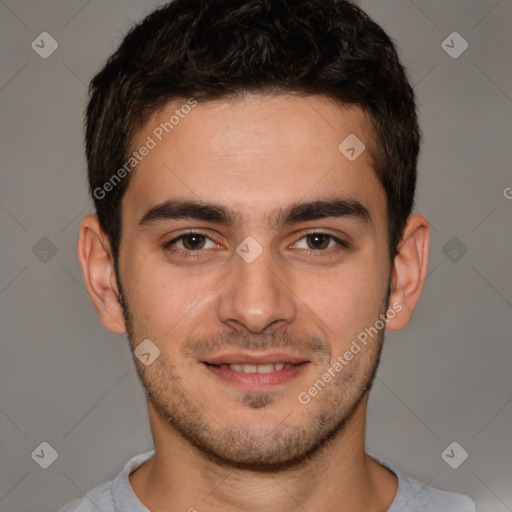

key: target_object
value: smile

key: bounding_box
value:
[202,354,310,390]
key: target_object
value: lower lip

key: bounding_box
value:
[203,362,310,390]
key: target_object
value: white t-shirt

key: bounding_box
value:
[59,450,476,511]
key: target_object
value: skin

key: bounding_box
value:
[78,93,429,512]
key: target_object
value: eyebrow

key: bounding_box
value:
[138,197,372,230]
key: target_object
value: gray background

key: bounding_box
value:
[0,1,511,511]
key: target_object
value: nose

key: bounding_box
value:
[217,243,297,334]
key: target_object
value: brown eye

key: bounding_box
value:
[180,233,207,250]
[163,231,217,255]
[291,232,350,258]
[305,233,331,250]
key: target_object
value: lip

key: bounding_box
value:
[201,351,311,390]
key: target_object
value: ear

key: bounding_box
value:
[77,215,126,334]
[386,214,430,331]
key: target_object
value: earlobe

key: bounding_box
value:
[77,215,126,334]
[386,214,430,331]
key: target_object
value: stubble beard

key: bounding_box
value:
[122,313,385,472]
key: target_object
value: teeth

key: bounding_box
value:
[256,364,274,374]
[227,363,292,373]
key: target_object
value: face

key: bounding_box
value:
[116,93,392,470]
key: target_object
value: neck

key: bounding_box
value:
[130,395,398,512]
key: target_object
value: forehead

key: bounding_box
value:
[123,93,385,225]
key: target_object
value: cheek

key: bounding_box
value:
[123,251,227,344]
[122,253,195,331]
[300,259,387,337]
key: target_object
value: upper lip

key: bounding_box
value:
[203,352,309,365]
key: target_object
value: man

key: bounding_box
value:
[61,0,476,510]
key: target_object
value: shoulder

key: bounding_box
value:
[57,480,115,511]
[57,450,155,512]
[395,472,476,512]
[370,455,476,512]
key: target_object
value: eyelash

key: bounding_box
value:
[162,230,350,259]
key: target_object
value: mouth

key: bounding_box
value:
[201,352,310,390]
